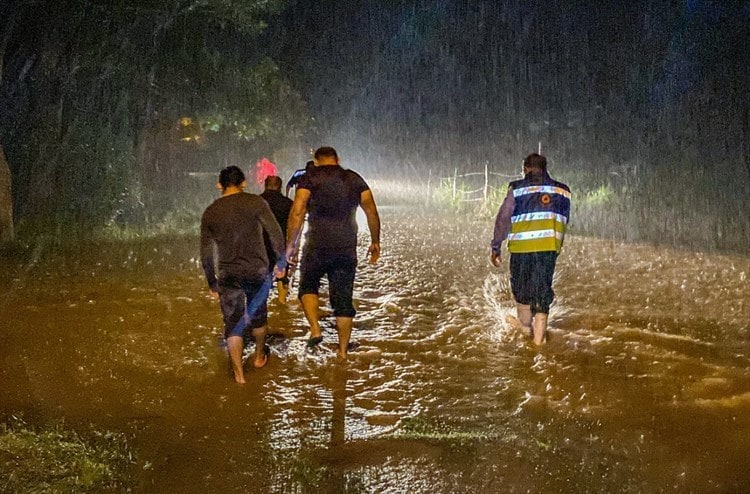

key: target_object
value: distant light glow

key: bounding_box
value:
[255,157,278,184]
[178,117,201,142]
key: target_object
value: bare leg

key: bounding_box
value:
[335,316,353,358]
[505,303,532,336]
[532,313,548,345]
[516,304,532,327]
[300,294,322,338]
[226,335,245,384]
[252,325,268,368]
[277,280,289,305]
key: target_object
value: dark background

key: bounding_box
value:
[1,0,748,250]
[268,0,750,176]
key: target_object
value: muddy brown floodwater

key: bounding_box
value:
[1,206,749,493]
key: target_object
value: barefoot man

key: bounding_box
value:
[490,153,571,345]
[201,166,286,383]
[285,146,381,358]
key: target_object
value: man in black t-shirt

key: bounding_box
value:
[286,147,381,358]
[201,166,286,383]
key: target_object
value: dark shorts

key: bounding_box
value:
[298,249,357,317]
[510,251,558,314]
[218,278,268,338]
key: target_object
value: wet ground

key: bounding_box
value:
[1,206,749,493]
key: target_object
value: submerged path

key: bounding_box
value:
[1,207,749,492]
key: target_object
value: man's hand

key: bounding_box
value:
[285,246,298,264]
[209,289,219,300]
[491,251,502,267]
[273,264,287,280]
[367,242,381,264]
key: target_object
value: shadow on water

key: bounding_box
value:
[1,208,749,492]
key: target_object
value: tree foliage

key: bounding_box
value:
[0,0,307,229]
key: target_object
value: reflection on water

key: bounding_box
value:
[1,208,749,492]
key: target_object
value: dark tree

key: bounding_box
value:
[0,0,308,231]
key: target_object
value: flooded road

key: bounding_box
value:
[2,207,749,493]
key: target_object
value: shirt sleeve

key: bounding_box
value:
[491,186,515,254]
[350,171,370,197]
[297,170,312,190]
[200,210,218,291]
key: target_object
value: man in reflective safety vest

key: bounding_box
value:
[490,153,571,345]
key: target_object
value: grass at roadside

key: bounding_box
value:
[0,417,135,493]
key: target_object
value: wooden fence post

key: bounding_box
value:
[427,168,432,198]
[483,162,489,202]
[452,168,457,201]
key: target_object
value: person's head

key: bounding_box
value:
[305,160,315,171]
[218,165,246,191]
[522,153,547,175]
[314,147,339,165]
[264,175,282,191]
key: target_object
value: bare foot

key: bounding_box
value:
[253,353,268,368]
[505,315,528,330]
[506,315,533,339]
[233,371,246,384]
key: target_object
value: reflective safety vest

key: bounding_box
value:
[507,174,571,254]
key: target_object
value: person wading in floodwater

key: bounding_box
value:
[261,175,294,302]
[490,153,571,345]
[201,166,286,383]
[286,160,315,197]
[286,146,381,358]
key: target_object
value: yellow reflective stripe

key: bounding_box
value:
[512,185,571,199]
[511,211,568,224]
[507,233,565,253]
[507,237,563,253]
[510,219,567,234]
[507,229,564,242]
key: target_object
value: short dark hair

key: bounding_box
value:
[523,153,547,172]
[264,175,282,190]
[219,166,245,188]
[314,147,338,161]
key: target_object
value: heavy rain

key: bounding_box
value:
[1,1,749,493]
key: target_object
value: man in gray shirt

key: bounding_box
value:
[201,166,285,383]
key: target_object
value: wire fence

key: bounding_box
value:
[429,163,519,204]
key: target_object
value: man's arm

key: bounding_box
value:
[360,189,381,264]
[199,213,218,297]
[286,187,310,259]
[490,187,514,267]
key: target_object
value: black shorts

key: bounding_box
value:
[510,251,558,314]
[298,249,357,317]
[218,278,268,338]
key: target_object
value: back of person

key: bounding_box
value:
[489,152,570,346]
[507,172,571,254]
[300,165,368,251]
[285,146,381,358]
[260,176,293,272]
[202,192,273,283]
[261,189,292,234]
[200,165,285,383]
